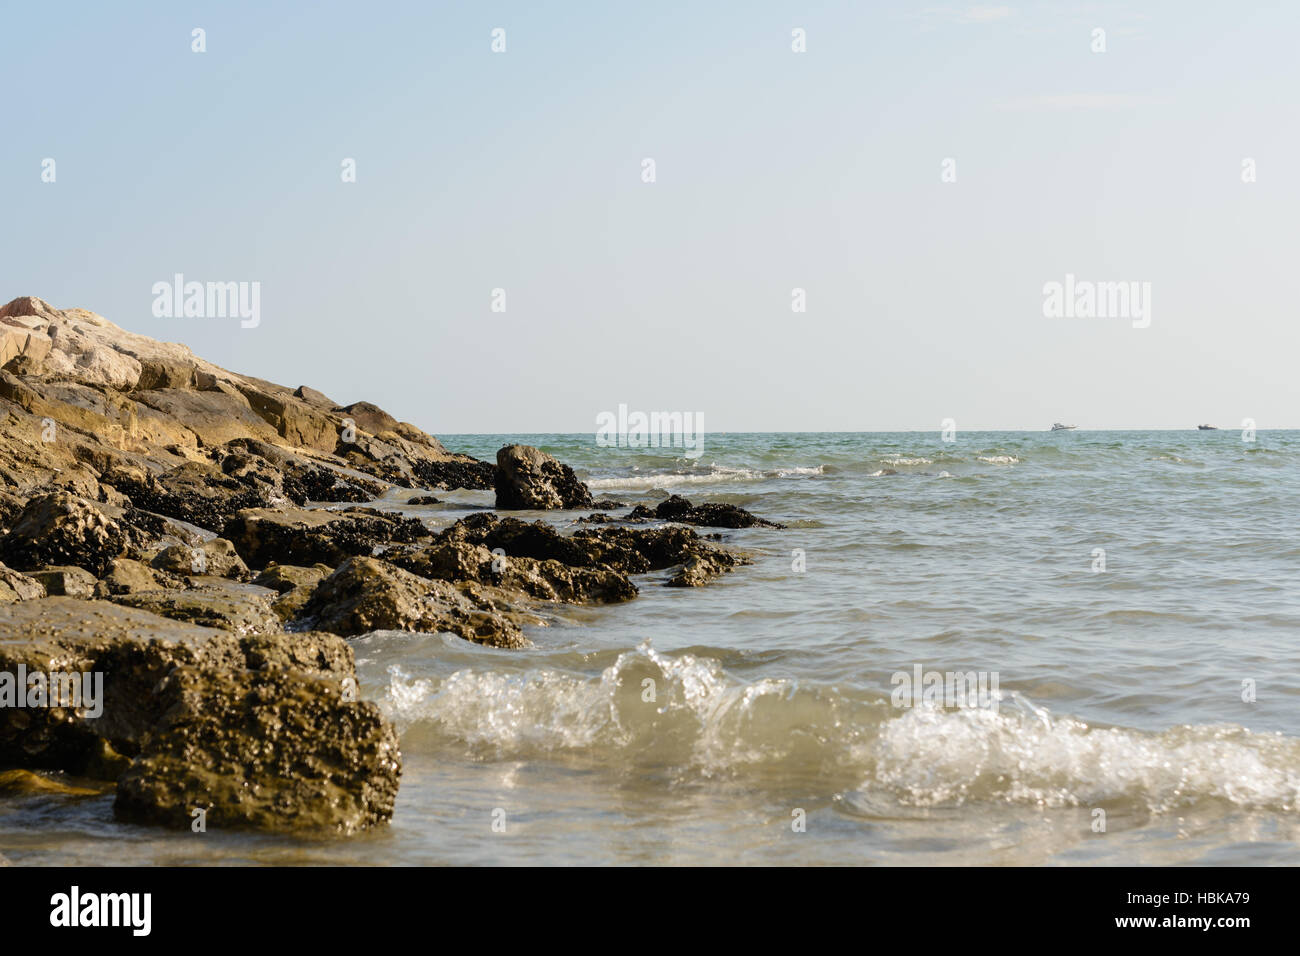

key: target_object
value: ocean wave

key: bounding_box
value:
[866,703,1300,812]
[584,464,823,491]
[379,642,1300,814]
[976,455,1019,464]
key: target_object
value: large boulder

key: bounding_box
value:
[0,596,397,832]
[494,444,594,510]
[234,381,341,453]
[114,665,400,832]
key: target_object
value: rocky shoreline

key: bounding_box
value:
[0,297,780,833]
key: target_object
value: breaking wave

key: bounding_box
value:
[380,641,1300,814]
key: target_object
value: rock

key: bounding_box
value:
[151,538,249,579]
[386,540,637,604]
[666,552,737,587]
[132,388,279,447]
[0,492,136,577]
[109,579,281,634]
[332,401,399,437]
[650,494,784,528]
[418,513,747,589]
[98,557,164,595]
[0,597,230,774]
[0,595,386,831]
[451,514,596,566]
[233,381,340,453]
[222,506,428,570]
[494,444,594,510]
[25,566,97,599]
[253,564,334,622]
[114,665,400,832]
[590,498,627,509]
[570,524,748,581]
[0,561,44,602]
[301,556,527,647]
[655,494,695,519]
[293,385,336,408]
[106,459,282,533]
[0,322,53,372]
[410,457,495,491]
[252,563,332,594]
[406,495,440,505]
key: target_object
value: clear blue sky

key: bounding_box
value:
[3,1,1296,432]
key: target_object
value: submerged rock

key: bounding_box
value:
[494,444,594,510]
[645,494,784,529]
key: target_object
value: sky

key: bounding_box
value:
[2,1,1297,433]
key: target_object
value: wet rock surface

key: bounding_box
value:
[114,665,399,833]
[630,494,784,528]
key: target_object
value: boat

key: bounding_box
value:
[1050,423,1077,431]
[1197,424,1218,430]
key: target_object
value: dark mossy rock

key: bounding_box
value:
[222,506,428,570]
[410,457,495,491]
[494,444,593,510]
[385,539,637,605]
[0,492,139,577]
[651,494,784,529]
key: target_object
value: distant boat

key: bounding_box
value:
[1050,423,1077,431]
[1197,424,1218,430]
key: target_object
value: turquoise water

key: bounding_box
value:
[5,431,1299,865]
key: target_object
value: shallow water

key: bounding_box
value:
[6,431,1300,865]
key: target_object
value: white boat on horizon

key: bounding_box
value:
[1050,423,1077,431]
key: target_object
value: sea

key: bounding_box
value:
[4,430,1299,865]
